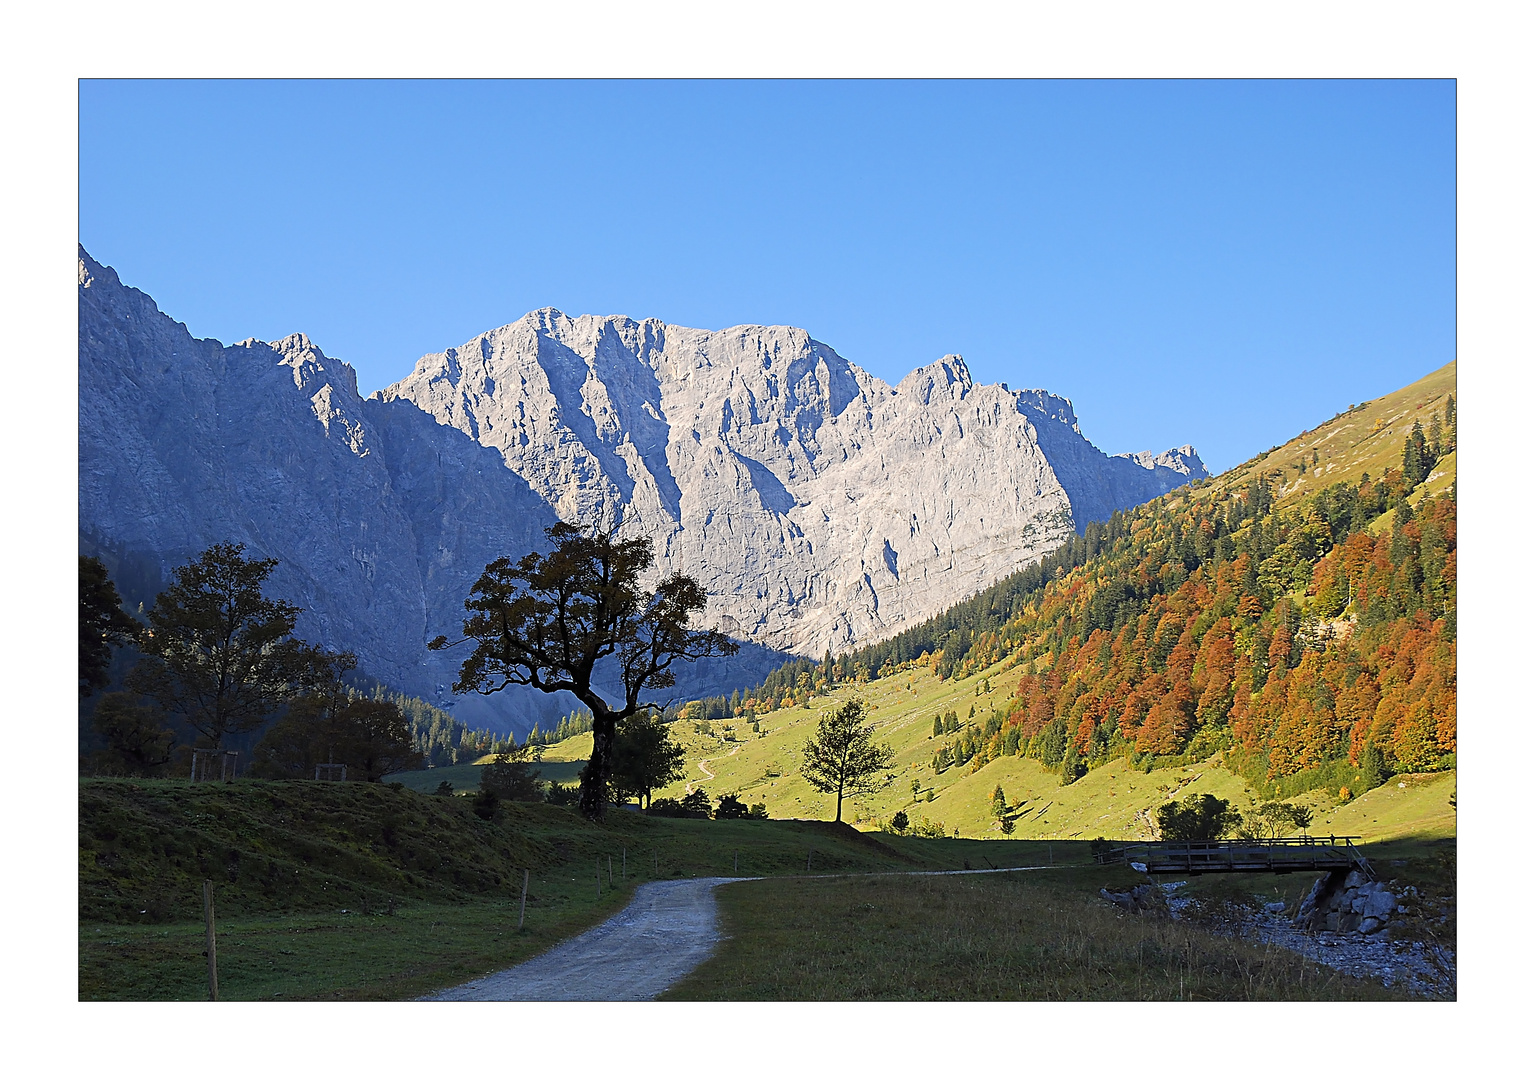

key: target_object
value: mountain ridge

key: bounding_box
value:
[79,246,1203,735]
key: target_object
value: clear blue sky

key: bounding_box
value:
[79,79,1454,473]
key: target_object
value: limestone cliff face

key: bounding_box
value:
[380,310,1205,656]
[78,248,1205,734]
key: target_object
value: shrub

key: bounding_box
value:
[1238,801,1313,840]
[545,782,581,808]
[889,810,909,833]
[680,789,712,818]
[480,750,543,802]
[910,817,948,839]
[472,789,499,820]
[716,793,749,819]
[650,789,713,819]
[434,780,454,797]
[1155,794,1242,841]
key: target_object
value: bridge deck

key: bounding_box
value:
[1097,837,1371,877]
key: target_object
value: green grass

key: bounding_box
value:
[80,892,637,1002]
[664,866,1407,1001]
[382,762,485,794]
[1191,359,1456,513]
[79,777,976,999]
[1300,769,1457,842]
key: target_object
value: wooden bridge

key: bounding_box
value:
[1095,836,1374,878]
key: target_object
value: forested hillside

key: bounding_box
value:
[738,365,1456,800]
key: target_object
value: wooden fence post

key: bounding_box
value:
[518,869,528,931]
[202,880,219,1002]
[609,855,614,886]
[622,848,626,879]
[734,849,738,874]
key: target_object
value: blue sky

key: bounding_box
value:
[79,79,1454,473]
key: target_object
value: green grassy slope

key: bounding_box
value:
[79,778,940,927]
[1197,360,1456,511]
[656,362,1458,843]
[654,662,1366,839]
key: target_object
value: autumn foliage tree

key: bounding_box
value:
[432,522,737,819]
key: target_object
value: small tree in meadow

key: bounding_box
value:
[800,699,896,824]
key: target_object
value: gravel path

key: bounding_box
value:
[422,877,755,1001]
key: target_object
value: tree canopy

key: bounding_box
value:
[252,674,424,782]
[129,543,343,748]
[79,556,140,698]
[610,709,686,810]
[1155,793,1242,841]
[800,698,896,823]
[432,522,737,818]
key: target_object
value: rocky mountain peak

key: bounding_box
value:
[80,245,1204,735]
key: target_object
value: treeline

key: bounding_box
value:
[525,710,595,748]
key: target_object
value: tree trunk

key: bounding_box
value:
[835,780,844,823]
[581,712,618,820]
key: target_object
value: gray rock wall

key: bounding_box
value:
[79,247,1205,735]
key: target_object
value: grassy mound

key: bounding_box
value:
[79,778,975,928]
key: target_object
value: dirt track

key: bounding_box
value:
[422,876,755,1001]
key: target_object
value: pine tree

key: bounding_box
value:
[1402,421,1430,486]
[1060,740,1086,785]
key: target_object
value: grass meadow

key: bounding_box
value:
[80,778,968,1000]
[665,868,1408,1001]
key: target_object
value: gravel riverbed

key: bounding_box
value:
[1160,881,1456,999]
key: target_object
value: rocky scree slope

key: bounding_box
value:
[78,247,1203,734]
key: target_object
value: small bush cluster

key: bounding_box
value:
[647,788,767,820]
